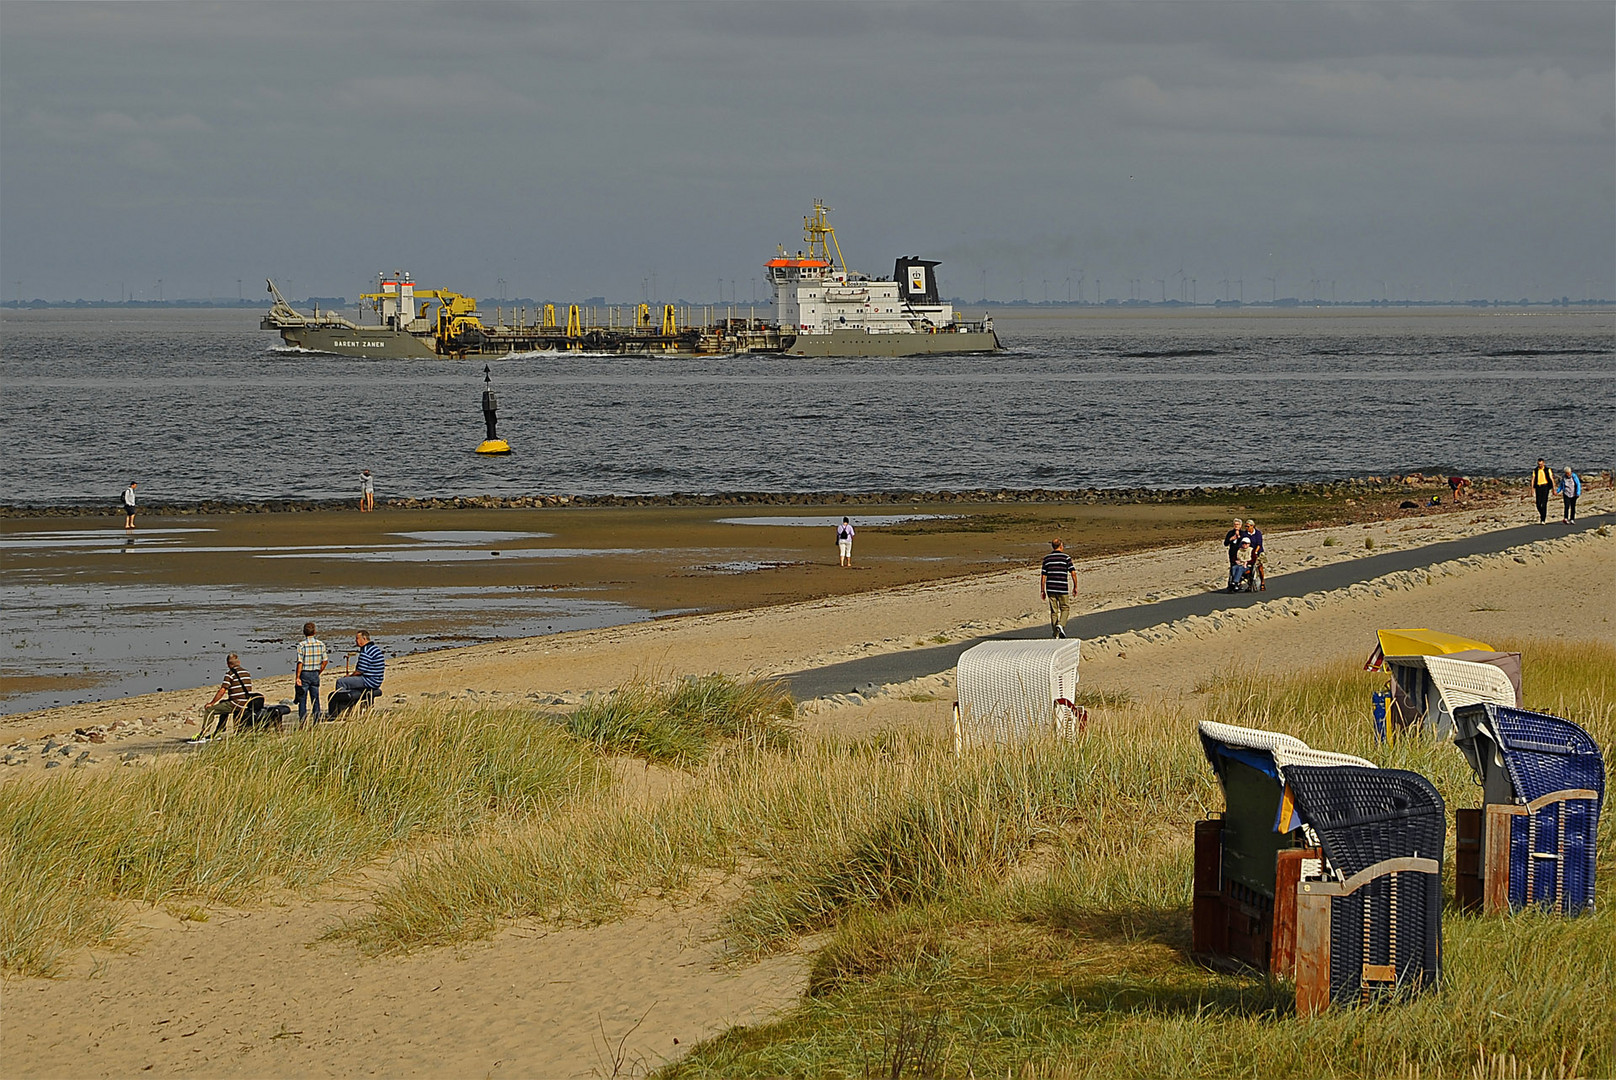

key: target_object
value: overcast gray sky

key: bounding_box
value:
[3,1,1612,304]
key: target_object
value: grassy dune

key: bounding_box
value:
[0,678,793,978]
[661,639,1614,1078]
[4,645,1610,1076]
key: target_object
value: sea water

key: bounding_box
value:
[1,307,1611,505]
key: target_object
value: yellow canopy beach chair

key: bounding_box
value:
[1368,629,1521,739]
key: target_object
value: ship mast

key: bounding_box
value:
[803,200,847,275]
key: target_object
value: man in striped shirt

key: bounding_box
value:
[196,653,253,741]
[336,631,385,695]
[295,622,329,724]
[1041,539,1077,639]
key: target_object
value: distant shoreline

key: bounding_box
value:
[5,299,1613,312]
[0,475,1537,517]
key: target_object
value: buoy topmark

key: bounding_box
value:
[475,439,512,455]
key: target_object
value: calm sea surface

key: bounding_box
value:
[1,307,1612,505]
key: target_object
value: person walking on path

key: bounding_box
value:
[294,622,329,725]
[1532,458,1555,523]
[195,653,252,742]
[1558,467,1582,523]
[836,517,855,567]
[121,481,138,529]
[1243,519,1267,591]
[360,469,375,513]
[1041,538,1077,638]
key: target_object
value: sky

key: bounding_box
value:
[2,1,1612,305]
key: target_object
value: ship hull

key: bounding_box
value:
[274,325,440,360]
[780,329,1001,357]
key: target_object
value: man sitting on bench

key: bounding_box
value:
[329,630,385,719]
[195,653,253,742]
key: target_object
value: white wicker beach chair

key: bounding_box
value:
[1197,720,1376,770]
[1423,656,1517,738]
[954,639,1083,750]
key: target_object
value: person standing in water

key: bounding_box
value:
[360,469,374,513]
[836,517,855,567]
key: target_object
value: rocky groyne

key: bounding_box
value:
[0,473,1540,518]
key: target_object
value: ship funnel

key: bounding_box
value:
[895,258,941,305]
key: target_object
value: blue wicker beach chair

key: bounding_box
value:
[1193,721,1374,976]
[1452,703,1604,915]
[1279,764,1444,1013]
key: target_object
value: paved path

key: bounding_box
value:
[785,513,1610,699]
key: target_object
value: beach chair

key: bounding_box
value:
[952,639,1083,750]
[1193,722,1376,975]
[1367,629,1519,739]
[1452,703,1605,915]
[1282,764,1444,1014]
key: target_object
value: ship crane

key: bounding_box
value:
[264,279,307,325]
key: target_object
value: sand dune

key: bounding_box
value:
[3,495,1612,1077]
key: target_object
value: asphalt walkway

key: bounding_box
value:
[785,513,1610,699]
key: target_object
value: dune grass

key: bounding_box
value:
[0,705,603,977]
[6,641,1610,1074]
[1,676,793,978]
[660,639,1614,1077]
[560,674,796,766]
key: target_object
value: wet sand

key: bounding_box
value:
[3,487,1612,1077]
[1,487,1424,713]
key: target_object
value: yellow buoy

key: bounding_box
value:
[475,439,511,455]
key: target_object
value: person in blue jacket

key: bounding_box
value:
[1557,467,1582,523]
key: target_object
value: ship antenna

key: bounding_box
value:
[804,199,847,275]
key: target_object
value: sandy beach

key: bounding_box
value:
[2,486,1613,1077]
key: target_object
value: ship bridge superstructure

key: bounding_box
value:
[768,201,963,336]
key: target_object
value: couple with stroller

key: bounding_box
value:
[1223,518,1265,592]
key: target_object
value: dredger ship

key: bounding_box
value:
[262,203,1000,359]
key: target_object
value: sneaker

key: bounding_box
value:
[185,736,210,745]
[1056,627,1066,638]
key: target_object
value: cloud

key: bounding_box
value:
[1098,66,1611,141]
[117,137,179,174]
[332,73,541,117]
[93,111,209,135]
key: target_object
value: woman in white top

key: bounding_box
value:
[836,517,855,567]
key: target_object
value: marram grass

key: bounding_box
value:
[560,673,796,766]
[662,639,1615,1078]
[0,705,603,976]
[0,675,794,977]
